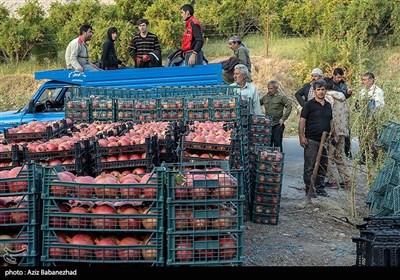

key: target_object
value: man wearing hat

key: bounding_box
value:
[295,68,324,107]
[221,35,251,83]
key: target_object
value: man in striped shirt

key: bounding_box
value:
[129,19,161,68]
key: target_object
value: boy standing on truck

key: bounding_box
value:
[65,23,101,72]
[129,19,162,68]
[180,3,206,66]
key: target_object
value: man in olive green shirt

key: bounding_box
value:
[260,80,293,151]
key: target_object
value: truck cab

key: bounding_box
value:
[0,81,72,132]
[0,64,223,132]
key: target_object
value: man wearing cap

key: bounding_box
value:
[180,3,205,66]
[129,19,161,68]
[222,35,252,83]
[295,68,324,107]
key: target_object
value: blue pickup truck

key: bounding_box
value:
[0,64,223,131]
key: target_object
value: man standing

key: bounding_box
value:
[129,19,161,68]
[331,67,353,158]
[295,68,324,107]
[231,64,262,116]
[299,79,333,198]
[358,72,384,163]
[180,3,205,66]
[222,35,251,83]
[66,24,100,72]
[324,78,351,189]
[260,80,292,152]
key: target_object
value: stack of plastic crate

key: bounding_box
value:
[0,164,40,266]
[0,143,21,171]
[366,121,400,217]
[249,145,284,225]
[352,217,400,266]
[40,165,165,266]
[164,161,244,266]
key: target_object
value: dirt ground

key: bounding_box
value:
[242,138,369,267]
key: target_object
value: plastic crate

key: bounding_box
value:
[41,230,163,266]
[389,140,400,161]
[251,213,279,225]
[23,141,87,162]
[0,225,39,266]
[0,163,38,195]
[93,158,153,175]
[166,232,244,266]
[93,137,151,157]
[4,126,54,143]
[41,199,163,232]
[353,231,400,266]
[376,121,400,150]
[167,201,244,233]
[164,161,244,202]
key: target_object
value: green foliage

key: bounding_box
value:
[114,0,154,22]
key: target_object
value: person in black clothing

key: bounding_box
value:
[331,67,353,158]
[129,19,161,68]
[299,79,333,198]
[101,27,125,70]
[295,68,324,107]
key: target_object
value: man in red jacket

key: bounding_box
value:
[180,3,206,66]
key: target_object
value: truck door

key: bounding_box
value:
[21,87,69,124]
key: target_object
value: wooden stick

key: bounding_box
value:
[307,131,328,202]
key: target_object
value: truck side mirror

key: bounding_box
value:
[28,100,35,113]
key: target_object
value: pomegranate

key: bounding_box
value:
[195,237,215,259]
[50,202,71,228]
[141,208,157,229]
[118,205,140,230]
[94,174,119,198]
[74,176,95,198]
[68,206,89,229]
[8,167,28,193]
[175,209,193,230]
[51,172,73,197]
[67,234,94,259]
[117,237,140,260]
[49,234,67,259]
[212,210,235,229]
[0,205,11,224]
[91,204,118,229]
[219,235,237,260]
[212,187,236,199]
[142,239,157,260]
[120,179,140,199]
[175,241,193,262]
[11,205,29,224]
[94,237,116,260]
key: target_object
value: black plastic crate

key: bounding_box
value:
[93,137,151,157]
[93,158,153,176]
[23,141,87,162]
[4,126,54,143]
[41,230,164,266]
[166,232,244,266]
[251,213,279,225]
[353,233,400,266]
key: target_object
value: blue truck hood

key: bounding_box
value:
[0,110,23,132]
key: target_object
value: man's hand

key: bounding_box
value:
[135,57,142,66]
[77,67,83,72]
[299,136,308,148]
[347,88,353,95]
[279,119,284,126]
[142,54,150,62]
[188,53,197,66]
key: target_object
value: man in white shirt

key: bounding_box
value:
[360,72,384,115]
[230,64,262,115]
[358,72,384,163]
[65,23,100,72]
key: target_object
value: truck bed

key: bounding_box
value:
[34,64,223,89]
